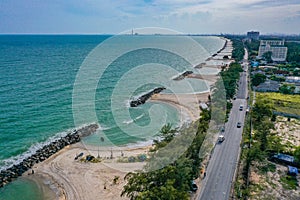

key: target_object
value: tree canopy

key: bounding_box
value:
[251,73,266,86]
[262,51,273,63]
[219,62,243,99]
[279,84,295,94]
[231,39,245,62]
[286,42,300,63]
[121,110,211,200]
[294,146,300,163]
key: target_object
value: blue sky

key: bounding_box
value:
[0,0,300,34]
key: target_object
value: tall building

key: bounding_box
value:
[247,31,259,40]
[258,40,288,62]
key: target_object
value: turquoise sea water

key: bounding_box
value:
[0,35,224,199]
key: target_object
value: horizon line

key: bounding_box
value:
[0,32,300,36]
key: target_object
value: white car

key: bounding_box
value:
[218,135,225,143]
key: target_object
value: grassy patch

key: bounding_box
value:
[251,182,266,192]
[260,196,277,200]
[266,177,277,189]
[258,162,276,174]
[257,93,300,104]
[257,92,300,115]
[280,175,298,190]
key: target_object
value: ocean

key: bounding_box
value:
[0,35,224,199]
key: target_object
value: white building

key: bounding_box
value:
[258,40,288,62]
[286,76,300,83]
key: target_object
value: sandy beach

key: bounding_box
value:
[20,38,232,200]
[24,143,152,200]
[22,91,211,200]
[151,92,210,122]
[22,90,211,200]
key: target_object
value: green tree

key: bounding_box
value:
[294,146,300,162]
[255,120,274,151]
[152,123,177,151]
[262,51,273,63]
[159,123,177,143]
[270,75,286,82]
[252,100,273,123]
[219,62,243,99]
[121,159,192,200]
[286,42,300,63]
[252,74,266,86]
[231,39,245,61]
[279,84,295,94]
[268,133,285,153]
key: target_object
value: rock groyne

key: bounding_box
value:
[173,71,193,81]
[130,87,166,107]
[217,39,228,54]
[0,123,99,188]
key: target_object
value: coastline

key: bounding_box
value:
[23,143,152,200]
[150,92,210,123]
[22,92,211,200]
[19,37,231,200]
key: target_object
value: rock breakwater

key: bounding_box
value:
[173,71,193,81]
[130,87,166,107]
[0,123,99,188]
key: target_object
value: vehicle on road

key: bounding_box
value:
[218,135,225,143]
[239,105,243,111]
[246,106,250,112]
[237,122,242,128]
[190,180,198,192]
[220,126,225,132]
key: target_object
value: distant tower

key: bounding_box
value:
[247,31,260,40]
[131,29,134,35]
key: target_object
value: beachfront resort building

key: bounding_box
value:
[286,76,300,83]
[247,31,259,40]
[258,40,288,62]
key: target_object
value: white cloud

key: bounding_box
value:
[0,0,300,34]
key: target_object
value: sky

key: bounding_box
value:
[0,0,300,35]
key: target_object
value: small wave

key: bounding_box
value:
[125,99,145,109]
[122,119,134,125]
[122,114,145,125]
[122,139,154,149]
[125,99,131,108]
[171,73,180,80]
[99,125,117,131]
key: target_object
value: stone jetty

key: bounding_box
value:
[173,71,193,81]
[0,123,99,188]
[217,39,227,54]
[130,87,166,107]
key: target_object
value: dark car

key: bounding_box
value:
[190,181,198,192]
[237,122,242,128]
[220,126,225,132]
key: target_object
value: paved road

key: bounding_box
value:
[198,49,249,200]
